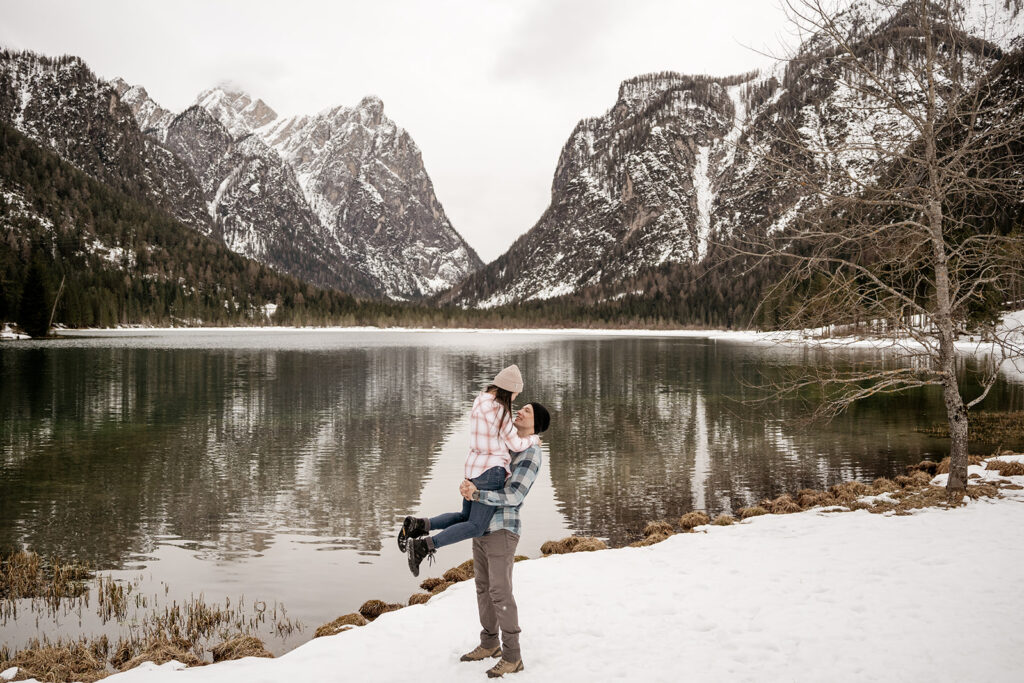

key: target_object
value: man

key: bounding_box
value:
[458,400,550,679]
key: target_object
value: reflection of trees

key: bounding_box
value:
[534,338,1018,546]
[0,346,468,565]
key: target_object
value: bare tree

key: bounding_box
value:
[731,0,1024,496]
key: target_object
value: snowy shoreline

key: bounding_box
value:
[5,457,1018,683]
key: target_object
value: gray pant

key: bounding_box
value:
[472,530,521,662]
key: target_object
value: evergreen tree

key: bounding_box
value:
[17,259,51,337]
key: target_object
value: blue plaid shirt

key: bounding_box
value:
[476,445,542,536]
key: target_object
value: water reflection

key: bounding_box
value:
[1,331,1021,649]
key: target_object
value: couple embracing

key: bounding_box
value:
[398,364,550,678]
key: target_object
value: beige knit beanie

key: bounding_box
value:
[492,364,524,393]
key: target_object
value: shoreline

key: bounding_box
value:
[105,454,1024,682]
[4,455,1022,682]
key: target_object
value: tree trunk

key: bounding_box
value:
[942,371,969,496]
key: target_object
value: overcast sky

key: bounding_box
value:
[1,0,796,262]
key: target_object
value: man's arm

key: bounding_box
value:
[466,446,541,508]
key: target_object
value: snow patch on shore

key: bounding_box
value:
[97,459,1024,683]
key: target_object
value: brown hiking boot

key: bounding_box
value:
[486,658,524,678]
[459,644,502,662]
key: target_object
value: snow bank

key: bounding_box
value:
[93,465,1024,683]
[0,323,29,340]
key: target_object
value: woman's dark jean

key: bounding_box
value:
[428,466,507,550]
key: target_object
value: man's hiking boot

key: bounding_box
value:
[486,658,524,678]
[407,536,435,577]
[459,645,502,662]
[397,516,428,552]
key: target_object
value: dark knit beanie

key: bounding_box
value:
[529,402,551,435]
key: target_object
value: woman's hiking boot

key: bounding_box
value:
[459,645,502,662]
[407,536,435,577]
[397,516,428,552]
[486,658,524,678]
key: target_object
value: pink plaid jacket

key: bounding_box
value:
[464,392,540,479]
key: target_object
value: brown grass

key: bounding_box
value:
[210,636,272,662]
[120,636,201,672]
[935,455,986,474]
[678,511,710,530]
[872,478,900,493]
[514,555,529,563]
[429,581,455,595]
[313,612,368,638]
[2,641,107,683]
[906,460,940,475]
[358,599,403,620]
[711,514,735,526]
[761,494,802,514]
[419,577,447,592]
[0,551,91,604]
[629,533,672,548]
[442,559,475,583]
[986,460,1024,476]
[539,536,607,555]
[408,593,432,606]
[738,506,769,519]
[795,489,834,509]
[642,521,675,537]
[829,481,872,502]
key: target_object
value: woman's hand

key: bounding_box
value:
[460,479,478,501]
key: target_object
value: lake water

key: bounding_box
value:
[1,329,1021,655]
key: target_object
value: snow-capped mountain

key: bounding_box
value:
[116,81,481,299]
[0,51,210,233]
[257,95,480,298]
[161,104,376,295]
[442,0,1022,309]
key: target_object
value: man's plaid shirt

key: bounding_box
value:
[476,445,542,537]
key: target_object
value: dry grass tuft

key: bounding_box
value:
[210,635,272,662]
[738,506,769,519]
[678,511,710,531]
[408,593,432,606]
[761,494,802,514]
[429,581,455,595]
[419,577,447,592]
[3,641,107,683]
[908,470,933,485]
[358,599,402,621]
[629,533,672,548]
[539,536,607,555]
[0,550,92,604]
[935,455,986,474]
[514,555,529,563]
[795,489,834,509]
[965,483,999,499]
[872,477,900,493]
[829,481,872,502]
[642,521,675,537]
[893,475,916,488]
[907,460,940,475]
[120,636,201,672]
[442,567,472,583]
[313,612,368,639]
[986,460,1024,476]
[711,514,735,526]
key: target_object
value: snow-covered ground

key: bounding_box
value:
[12,456,1011,683]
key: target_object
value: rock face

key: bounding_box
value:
[441,0,1023,308]
[259,96,480,298]
[162,105,375,295]
[0,50,210,234]
[119,81,481,299]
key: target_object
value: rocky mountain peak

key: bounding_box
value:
[110,77,174,133]
[355,94,385,126]
[194,83,277,137]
